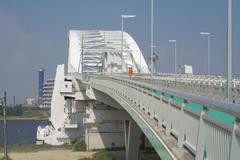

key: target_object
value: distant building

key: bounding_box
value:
[24,69,54,108]
[41,78,55,108]
[178,64,193,74]
[38,68,45,97]
[24,96,40,107]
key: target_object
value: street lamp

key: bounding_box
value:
[121,15,136,73]
[150,0,154,80]
[200,32,211,75]
[227,0,232,102]
[169,40,177,74]
[1,95,8,160]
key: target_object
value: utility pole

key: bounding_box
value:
[200,32,211,75]
[102,32,106,75]
[121,15,136,73]
[227,0,232,102]
[13,96,15,107]
[169,40,177,74]
[1,92,8,160]
[121,16,124,73]
[150,0,154,80]
[4,91,7,107]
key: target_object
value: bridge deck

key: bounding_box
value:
[121,92,194,160]
[83,75,240,160]
[92,81,194,160]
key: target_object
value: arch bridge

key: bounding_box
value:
[37,30,240,160]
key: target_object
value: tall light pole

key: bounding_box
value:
[169,40,177,74]
[150,0,154,79]
[227,0,232,102]
[139,52,141,74]
[1,94,8,160]
[200,32,211,75]
[121,15,136,73]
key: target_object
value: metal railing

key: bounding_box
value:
[88,75,240,160]
[102,73,240,103]
[131,74,240,104]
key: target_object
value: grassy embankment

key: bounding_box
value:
[0,106,50,120]
[0,140,85,153]
[0,144,73,160]
[79,150,115,160]
[0,141,115,160]
[0,144,72,153]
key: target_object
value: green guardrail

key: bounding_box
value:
[148,85,235,124]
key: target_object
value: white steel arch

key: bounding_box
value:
[67,30,149,74]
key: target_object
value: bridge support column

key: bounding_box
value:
[124,119,141,160]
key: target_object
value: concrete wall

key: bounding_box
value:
[85,132,125,150]
[50,64,66,130]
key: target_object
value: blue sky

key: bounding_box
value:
[0,0,239,103]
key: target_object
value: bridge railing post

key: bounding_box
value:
[133,85,137,104]
[123,81,126,96]
[136,86,139,106]
[140,88,146,109]
[120,80,123,95]
[165,96,173,135]
[177,99,187,148]
[158,95,164,127]
[229,118,240,160]
[195,106,208,160]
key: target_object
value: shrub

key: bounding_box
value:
[78,158,91,160]
[1,156,12,160]
[93,150,114,160]
[79,150,115,160]
[73,140,86,151]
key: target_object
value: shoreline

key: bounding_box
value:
[0,116,49,121]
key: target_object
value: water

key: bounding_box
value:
[0,119,49,144]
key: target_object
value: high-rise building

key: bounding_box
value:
[42,78,54,108]
[38,68,45,97]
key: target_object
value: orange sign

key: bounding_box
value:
[128,67,133,77]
